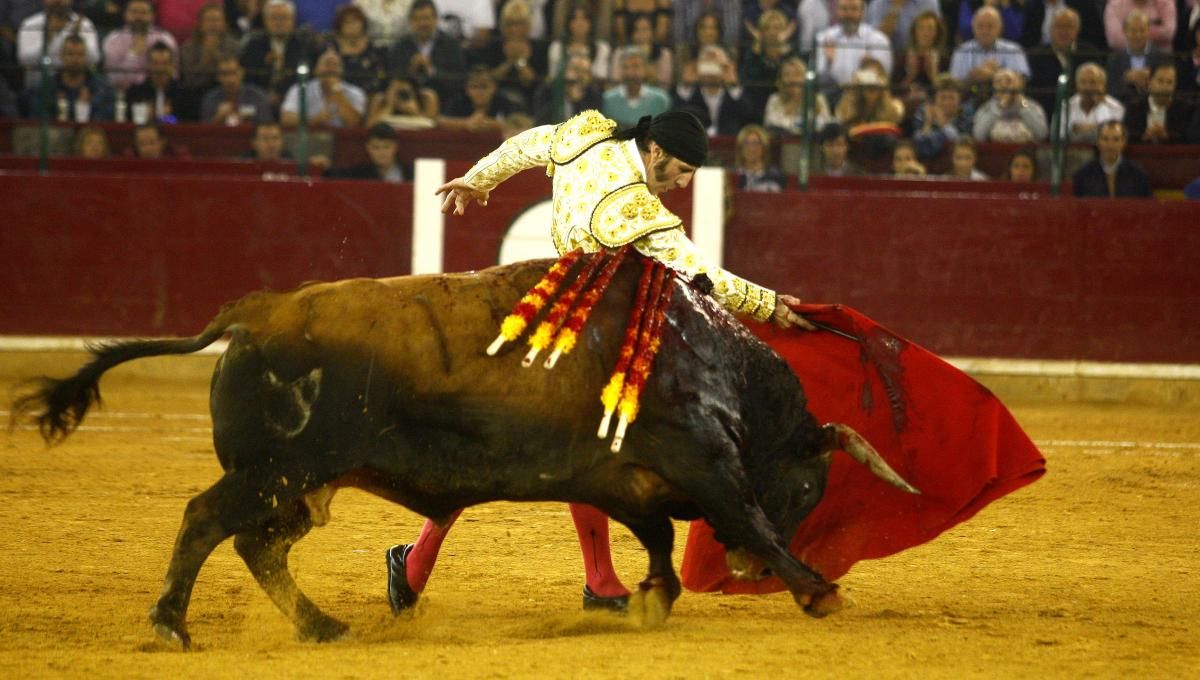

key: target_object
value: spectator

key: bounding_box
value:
[891,137,926,175]
[239,0,317,109]
[1062,62,1126,143]
[551,0,613,43]
[179,3,241,103]
[434,0,495,48]
[367,74,439,126]
[601,46,670,125]
[834,64,903,130]
[611,12,673,86]
[1124,63,1193,142]
[242,120,292,158]
[533,51,603,124]
[439,64,520,131]
[814,0,893,96]
[126,41,192,122]
[477,0,548,111]
[388,0,467,103]
[912,73,973,159]
[892,9,947,94]
[1004,146,1039,181]
[763,56,834,135]
[159,0,211,44]
[226,0,264,38]
[949,5,1030,96]
[740,8,796,118]
[613,0,670,46]
[946,136,986,180]
[953,0,1027,45]
[674,0,738,53]
[1105,0,1175,51]
[742,0,797,44]
[674,44,754,136]
[130,122,185,158]
[1178,21,1199,92]
[1021,0,1107,51]
[732,123,786,192]
[1105,11,1172,102]
[19,34,113,120]
[973,67,1047,142]
[865,0,941,51]
[675,9,724,67]
[102,0,179,92]
[17,0,100,83]
[797,0,834,53]
[814,121,863,175]
[549,3,611,82]
[73,124,109,157]
[280,49,366,127]
[0,0,42,51]
[1072,119,1153,197]
[201,54,273,124]
[326,4,386,94]
[325,121,410,181]
[1027,7,1104,115]
[355,0,414,44]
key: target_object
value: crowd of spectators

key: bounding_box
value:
[1,0,1198,194]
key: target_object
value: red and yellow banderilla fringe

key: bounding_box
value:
[544,245,629,368]
[609,266,674,453]
[596,257,656,439]
[486,249,583,356]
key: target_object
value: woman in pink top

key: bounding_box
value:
[1105,0,1176,51]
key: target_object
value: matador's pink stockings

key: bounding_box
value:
[404,504,630,598]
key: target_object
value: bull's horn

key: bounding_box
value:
[829,423,920,495]
[486,334,507,356]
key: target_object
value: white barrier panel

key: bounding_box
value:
[411,158,446,274]
[690,166,725,267]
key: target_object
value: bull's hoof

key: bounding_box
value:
[582,585,629,614]
[386,544,420,615]
[801,585,844,618]
[148,605,191,651]
[627,580,672,628]
[297,615,350,643]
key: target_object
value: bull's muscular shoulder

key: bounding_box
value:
[551,109,617,166]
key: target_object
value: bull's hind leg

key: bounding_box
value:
[149,465,332,649]
[622,515,681,627]
[234,503,348,642]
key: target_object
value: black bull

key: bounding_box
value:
[13,258,917,649]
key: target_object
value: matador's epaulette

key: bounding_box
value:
[549,110,617,170]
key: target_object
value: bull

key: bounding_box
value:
[13,257,917,649]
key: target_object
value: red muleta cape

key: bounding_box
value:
[680,304,1046,594]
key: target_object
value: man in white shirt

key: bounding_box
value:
[280,50,366,128]
[17,0,99,82]
[813,0,892,96]
[1064,62,1125,142]
[948,5,1029,91]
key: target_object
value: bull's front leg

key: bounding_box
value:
[621,515,680,627]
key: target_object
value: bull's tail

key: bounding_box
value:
[11,315,234,445]
[825,423,921,495]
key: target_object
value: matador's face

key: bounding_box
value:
[644,143,697,196]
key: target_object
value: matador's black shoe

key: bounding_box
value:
[386,544,420,614]
[582,585,630,614]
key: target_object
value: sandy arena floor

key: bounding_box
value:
[0,354,1197,678]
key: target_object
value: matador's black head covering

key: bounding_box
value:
[612,111,708,167]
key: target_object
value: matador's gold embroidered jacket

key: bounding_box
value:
[461,110,778,322]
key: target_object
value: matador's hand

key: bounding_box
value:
[772,294,816,331]
[436,177,491,215]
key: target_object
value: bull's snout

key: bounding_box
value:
[726,549,773,581]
